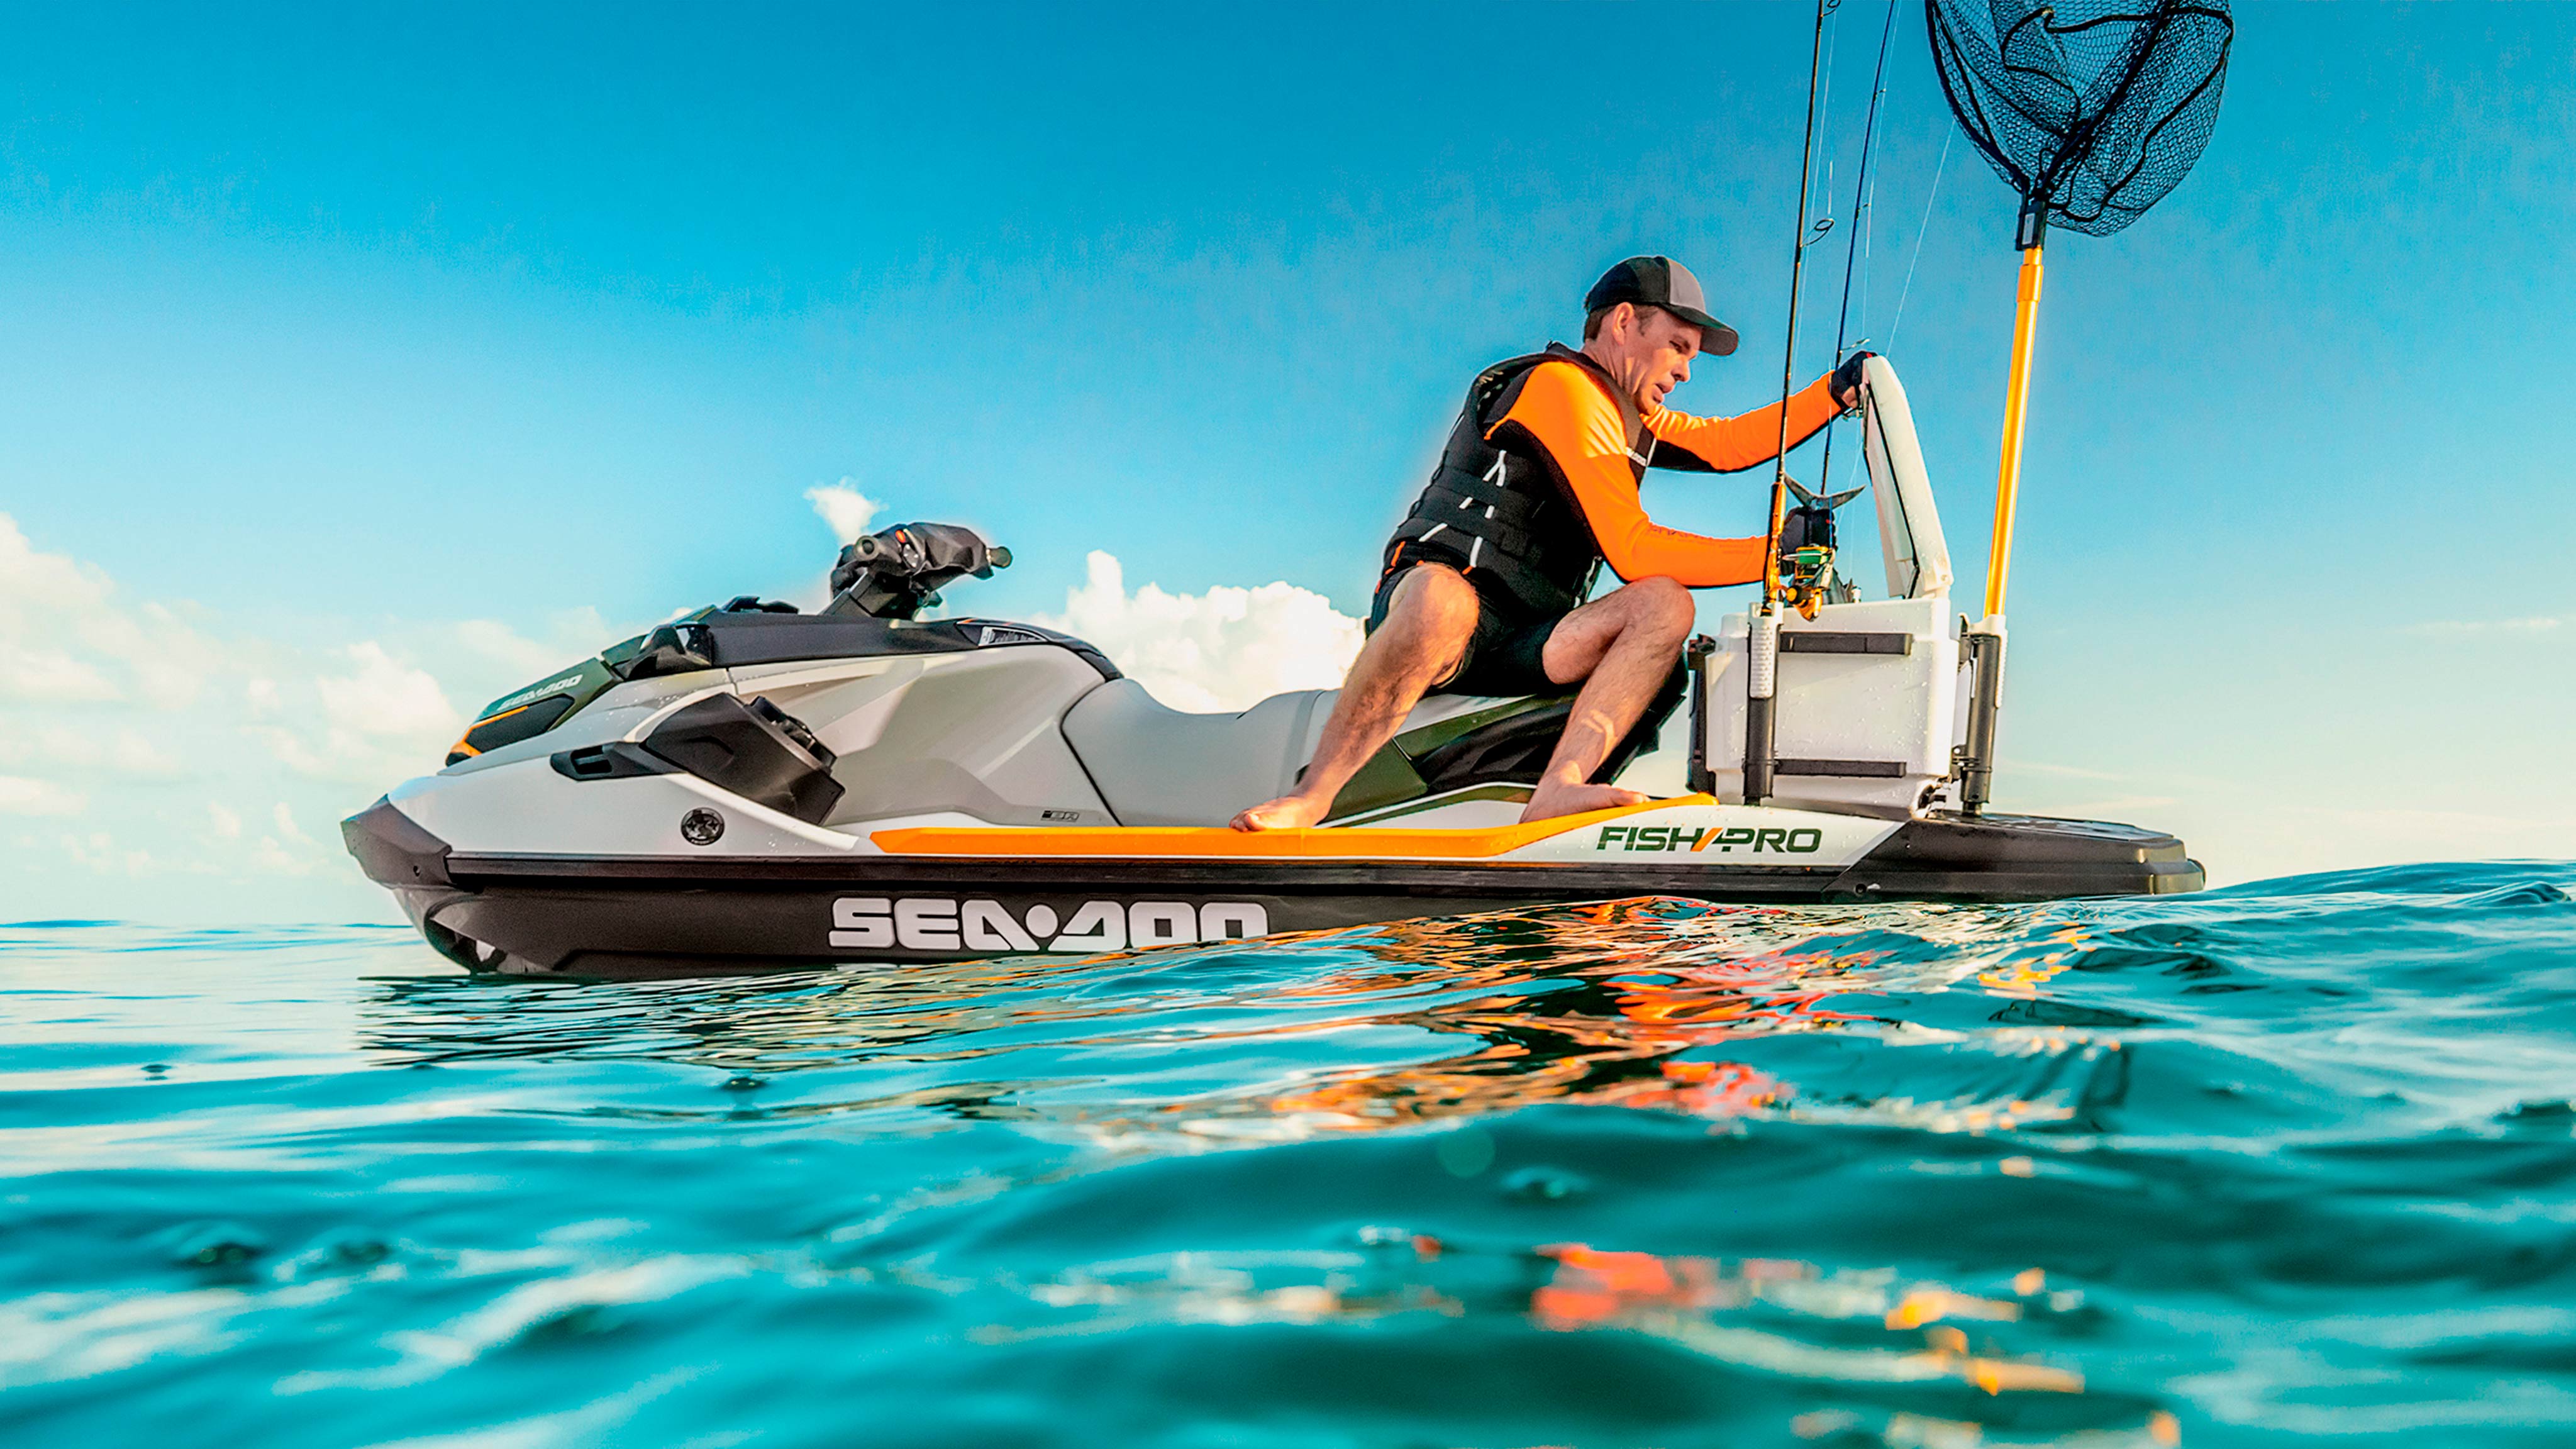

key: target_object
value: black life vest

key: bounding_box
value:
[1382,343,1648,620]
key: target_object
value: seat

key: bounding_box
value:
[1061,669,1685,828]
[1061,680,1331,826]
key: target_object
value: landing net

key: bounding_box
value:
[1924,0,2233,238]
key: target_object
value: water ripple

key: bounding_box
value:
[6,862,2576,1445]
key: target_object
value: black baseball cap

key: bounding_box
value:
[1584,255,1740,356]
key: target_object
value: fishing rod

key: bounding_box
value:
[1817,0,1901,497]
[1746,0,1835,809]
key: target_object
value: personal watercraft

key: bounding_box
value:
[345,360,2200,977]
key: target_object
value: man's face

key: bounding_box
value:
[1594,304,1703,411]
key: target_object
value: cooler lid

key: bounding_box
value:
[1858,357,1955,600]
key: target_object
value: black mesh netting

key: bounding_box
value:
[1925,0,2234,238]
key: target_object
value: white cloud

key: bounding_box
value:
[272,802,314,846]
[792,484,909,610]
[0,775,85,816]
[257,642,464,782]
[1036,551,1363,713]
[0,649,120,704]
[444,611,616,693]
[0,724,184,779]
[453,619,581,680]
[103,728,182,778]
[2403,616,2563,636]
[248,840,317,875]
[0,513,502,916]
[2051,794,2181,817]
[2010,760,2126,781]
[0,515,625,914]
[2184,799,2572,887]
[806,482,884,544]
[62,830,150,875]
[247,829,319,876]
[0,515,208,709]
[318,643,460,741]
[0,514,113,621]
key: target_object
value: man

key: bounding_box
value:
[1231,255,1870,831]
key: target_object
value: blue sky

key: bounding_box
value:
[3,3,2570,920]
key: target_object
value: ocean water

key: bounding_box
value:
[8,864,2576,1448]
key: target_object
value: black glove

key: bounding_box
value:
[1831,350,1876,408]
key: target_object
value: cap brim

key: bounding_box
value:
[1665,304,1740,357]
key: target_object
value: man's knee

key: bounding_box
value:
[1389,565,1480,639]
[1625,575,1694,638]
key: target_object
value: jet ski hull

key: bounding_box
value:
[346,797,2202,979]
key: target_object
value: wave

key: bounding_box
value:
[6,863,2575,1445]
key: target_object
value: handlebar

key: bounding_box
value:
[824,521,1011,620]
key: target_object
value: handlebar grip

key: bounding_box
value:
[988,545,1013,570]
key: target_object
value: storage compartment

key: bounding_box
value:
[1700,595,1964,813]
[639,693,845,824]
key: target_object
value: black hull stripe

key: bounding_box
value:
[445,853,1845,894]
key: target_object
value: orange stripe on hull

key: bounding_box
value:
[871,795,1714,860]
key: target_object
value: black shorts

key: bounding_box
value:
[1368,568,1567,698]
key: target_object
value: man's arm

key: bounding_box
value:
[1640,374,1843,472]
[1490,362,1770,588]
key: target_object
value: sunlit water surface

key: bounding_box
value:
[9,863,2576,1447]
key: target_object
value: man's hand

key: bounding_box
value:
[1831,350,1877,411]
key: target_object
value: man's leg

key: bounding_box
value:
[1520,575,1695,823]
[1231,565,1480,831]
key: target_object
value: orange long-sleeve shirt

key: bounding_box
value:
[1489,360,1843,588]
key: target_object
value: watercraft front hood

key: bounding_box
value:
[444,607,1119,767]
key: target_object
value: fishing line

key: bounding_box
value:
[1816,0,1901,496]
[1858,80,1884,344]
[1887,130,1953,350]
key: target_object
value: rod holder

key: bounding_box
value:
[1685,634,1716,797]
[1743,614,1781,805]
[1960,617,2006,815]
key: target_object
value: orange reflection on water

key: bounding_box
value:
[1250,905,1909,1131]
[1530,1242,2084,1398]
[1977,923,2094,997]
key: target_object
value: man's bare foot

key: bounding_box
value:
[1230,794,1330,831]
[1519,781,1650,824]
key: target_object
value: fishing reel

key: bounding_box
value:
[1775,479,1863,619]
